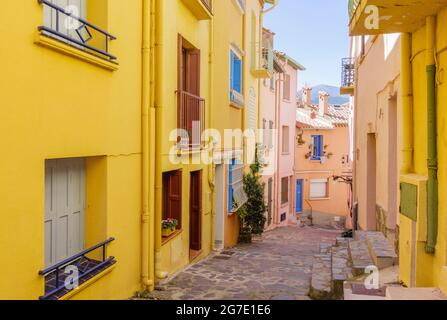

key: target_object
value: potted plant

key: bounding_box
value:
[162,218,178,237]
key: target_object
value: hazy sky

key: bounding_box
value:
[263,0,350,89]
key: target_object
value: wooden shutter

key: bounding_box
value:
[233,57,242,93]
[167,171,182,228]
[186,49,201,96]
[230,51,235,94]
[228,160,234,211]
[281,177,289,204]
[190,171,202,251]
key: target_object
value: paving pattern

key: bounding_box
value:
[150,225,340,300]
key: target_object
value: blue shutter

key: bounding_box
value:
[228,159,234,211]
[230,50,235,96]
[233,58,242,93]
[317,135,323,158]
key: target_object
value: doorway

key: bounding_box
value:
[190,171,202,260]
[267,178,273,225]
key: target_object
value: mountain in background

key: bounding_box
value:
[298,84,350,105]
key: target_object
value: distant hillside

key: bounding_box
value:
[298,85,350,105]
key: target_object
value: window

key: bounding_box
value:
[311,135,323,160]
[44,0,87,41]
[281,177,289,205]
[282,126,290,154]
[162,170,182,229]
[283,74,291,101]
[268,121,274,149]
[230,49,244,106]
[310,179,329,199]
[228,159,248,212]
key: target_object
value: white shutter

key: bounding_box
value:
[43,0,87,39]
[45,158,85,267]
[231,164,248,208]
[310,179,328,199]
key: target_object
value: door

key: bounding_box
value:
[190,171,202,252]
[267,178,273,225]
[296,179,303,214]
[45,158,86,268]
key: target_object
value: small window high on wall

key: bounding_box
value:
[311,135,323,160]
[230,48,244,106]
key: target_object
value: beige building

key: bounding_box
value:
[346,34,402,244]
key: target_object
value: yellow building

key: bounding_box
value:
[349,0,447,295]
[0,0,145,299]
[212,0,276,249]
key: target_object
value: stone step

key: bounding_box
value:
[348,240,374,276]
[319,243,333,255]
[354,230,367,241]
[331,245,352,299]
[336,237,350,247]
[386,287,447,300]
[365,232,398,269]
[309,254,332,300]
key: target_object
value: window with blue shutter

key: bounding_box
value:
[230,49,243,100]
[311,135,323,160]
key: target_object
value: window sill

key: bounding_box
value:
[34,33,119,71]
[230,101,245,109]
[58,263,116,300]
[309,197,330,201]
[162,229,183,246]
[281,202,289,208]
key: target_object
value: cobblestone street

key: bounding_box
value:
[151,226,340,300]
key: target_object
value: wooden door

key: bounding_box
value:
[189,171,202,251]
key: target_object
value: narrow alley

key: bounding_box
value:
[149,226,340,300]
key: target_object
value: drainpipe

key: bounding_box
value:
[425,16,438,254]
[154,0,167,278]
[400,33,414,174]
[141,0,155,290]
[208,14,216,251]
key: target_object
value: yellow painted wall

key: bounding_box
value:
[399,6,447,293]
[156,0,213,276]
[0,0,144,299]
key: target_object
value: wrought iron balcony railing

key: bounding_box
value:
[38,0,117,60]
[38,238,116,300]
[348,0,360,18]
[177,91,206,149]
[341,58,356,88]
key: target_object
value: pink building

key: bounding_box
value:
[260,29,305,230]
[295,88,352,226]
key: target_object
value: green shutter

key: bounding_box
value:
[400,183,418,221]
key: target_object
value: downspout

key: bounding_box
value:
[400,33,414,174]
[425,16,438,254]
[154,0,167,278]
[208,12,216,250]
[141,0,155,290]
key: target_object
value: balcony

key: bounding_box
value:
[340,58,355,96]
[37,0,116,61]
[252,44,274,79]
[182,0,213,20]
[177,91,206,149]
[349,0,447,36]
[38,238,116,300]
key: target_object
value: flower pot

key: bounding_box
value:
[162,228,175,237]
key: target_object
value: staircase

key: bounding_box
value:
[309,231,398,300]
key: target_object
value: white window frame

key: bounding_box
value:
[309,179,329,199]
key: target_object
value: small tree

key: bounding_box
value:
[242,144,266,235]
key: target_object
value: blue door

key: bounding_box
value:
[296,179,303,214]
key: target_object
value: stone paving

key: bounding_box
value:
[150,225,340,300]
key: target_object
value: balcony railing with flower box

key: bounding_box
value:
[38,238,116,300]
[252,43,274,79]
[37,0,116,61]
[340,58,355,96]
[177,90,206,150]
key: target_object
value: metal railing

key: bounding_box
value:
[341,58,356,88]
[262,47,274,72]
[201,0,213,13]
[348,0,360,18]
[38,238,115,300]
[177,91,206,149]
[38,0,117,60]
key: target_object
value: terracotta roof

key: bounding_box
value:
[296,103,350,129]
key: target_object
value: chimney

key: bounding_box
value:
[318,91,329,116]
[302,85,312,106]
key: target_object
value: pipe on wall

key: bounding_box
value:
[425,16,438,254]
[400,33,414,174]
[141,0,155,290]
